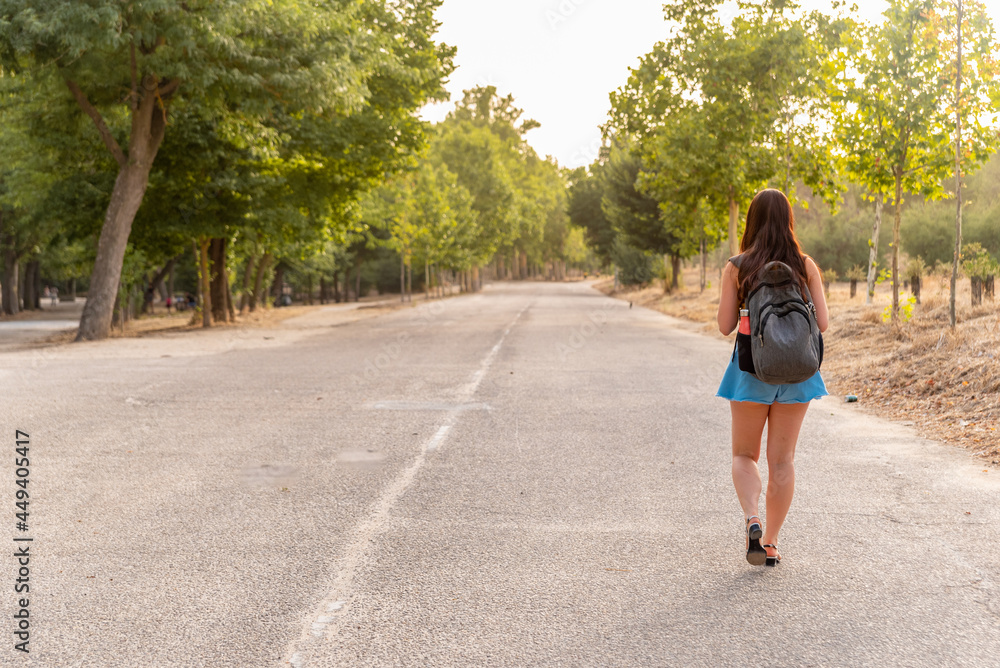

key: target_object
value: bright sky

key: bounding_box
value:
[421,0,1000,169]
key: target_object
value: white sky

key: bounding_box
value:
[421,0,1000,168]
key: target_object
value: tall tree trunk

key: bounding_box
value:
[112,291,123,331]
[985,275,994,299]
[2,248,19,316]
[866,193,883,304]
[699,236,707,293]
[663,253,671,295]
[142,256,176,315]
[208,238,230,323]
[671,254,681,291]
[272,263,286,305]
[250,253,272,313]
[198,238,212,328]
[354,258,362,302]
[75,83,169,341]
[23,260,38,311]
[728,186,739,257]
[891,172,903,322]
[32,260,42,310]
[425,257,430,300]
[226,274,235,321]
[333,271,341,303]
[400,252,406,303]
[951,0,963,328]
[239,253,256,314]
[911,275,921,304]
[157,270,169,302]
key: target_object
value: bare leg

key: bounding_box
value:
[762,402,810,558]
[730,401,769,521]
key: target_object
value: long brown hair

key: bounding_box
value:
[737,188,808,303]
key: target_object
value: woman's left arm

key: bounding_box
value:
[717,260,740,335]
[805,257,829,332]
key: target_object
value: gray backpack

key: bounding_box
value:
[731,255,823,385]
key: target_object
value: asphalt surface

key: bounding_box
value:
[1,281,998,667]
[0,301,83,353]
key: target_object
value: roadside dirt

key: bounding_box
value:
[598,270,1000,465]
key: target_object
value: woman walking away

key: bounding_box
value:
[716,188,829,567]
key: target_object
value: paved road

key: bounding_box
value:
[0,301,83,352]
[2,281,998,667]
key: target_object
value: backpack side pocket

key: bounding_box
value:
[736,331,756,375]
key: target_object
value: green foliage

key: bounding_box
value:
[901,200,959,266]
[601,144,672,255]
[962,242,998,279]
[567,164,616,266]
[611,239,654,287]
[876,267,894,286]
[905,256,927,279]
[830,0,1000,319]
[884,295,917,323]
[430,86,570,268]
[562,227,593,267]
[794,184,891,275]
[607,0,847,259]
[845,264,866,281]
[0,0,456,326]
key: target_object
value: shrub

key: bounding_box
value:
[612,239,655,286]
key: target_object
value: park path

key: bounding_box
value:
[0,299,83,352]
[1,281,998,667]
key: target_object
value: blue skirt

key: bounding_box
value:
[716,350,828,404]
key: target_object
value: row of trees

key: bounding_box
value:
[571,0,1000,323]
[0,3,584,339]
[1,0,457,336]
[354,86,583,298]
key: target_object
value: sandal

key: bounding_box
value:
[745,516,766,566]
[763,543,781,567]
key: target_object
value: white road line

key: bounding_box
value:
[454,303,528,400]
[284,303,529,666]
[426,425,452,452]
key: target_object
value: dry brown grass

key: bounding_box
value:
[599,269,1000,465]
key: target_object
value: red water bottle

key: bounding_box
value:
[739,308,750,335]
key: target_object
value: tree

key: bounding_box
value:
[0,67,114,315]
[601,143,684,289]
[567,165,616,267]
[0,0,393,339]
[609,0,845,259]
[432,90,522,269]
[831,0,1000,321]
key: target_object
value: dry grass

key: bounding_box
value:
[599,270,1000,465]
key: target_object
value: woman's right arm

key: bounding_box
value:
[717,261,739,336]
[805,257,829,332]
